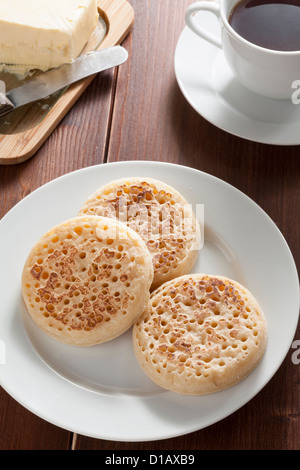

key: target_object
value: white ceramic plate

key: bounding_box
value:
[0,161,299,441]
[174,12,300,145]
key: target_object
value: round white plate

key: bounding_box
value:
[174,12,300,145]
[0,161,299,441]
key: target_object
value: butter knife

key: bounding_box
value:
[0,46,128,117]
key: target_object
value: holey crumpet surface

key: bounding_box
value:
[22,215,153,346]
[79,177,200,290]
[133,274,268,395]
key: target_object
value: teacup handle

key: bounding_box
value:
[185,1,222,49]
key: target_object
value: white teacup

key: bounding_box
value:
[185,0,300,99]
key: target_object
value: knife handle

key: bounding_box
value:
[0,94,15,118]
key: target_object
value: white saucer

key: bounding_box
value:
[174,12,300,145]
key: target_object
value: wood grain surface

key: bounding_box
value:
[0,0,299,450]
[0,0,134,165]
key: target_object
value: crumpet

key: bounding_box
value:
[22,216,153,346]
[133,274,267,395]
[78,177,200,290]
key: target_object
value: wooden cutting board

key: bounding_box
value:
[0,0,134,165]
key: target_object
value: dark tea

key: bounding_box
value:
[229,0,300,51]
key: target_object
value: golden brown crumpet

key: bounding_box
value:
[22,216,154,346]
[133,274,267,395]
[79,178,200,290]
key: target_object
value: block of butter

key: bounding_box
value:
[0,0,98,73]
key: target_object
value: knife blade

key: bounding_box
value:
[0,45,128,117]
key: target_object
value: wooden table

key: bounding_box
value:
[0,0,299,451]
